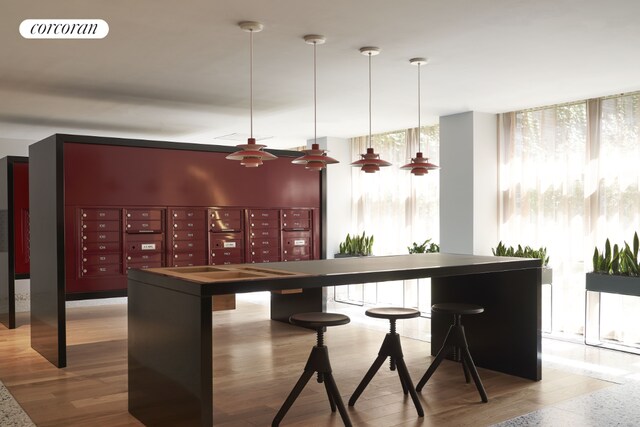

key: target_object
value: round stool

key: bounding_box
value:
[416,303,488,403]
[272,312,352,427]
[348,307,424,417]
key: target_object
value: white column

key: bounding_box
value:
[308,137,351,259]
[439,112,497,255]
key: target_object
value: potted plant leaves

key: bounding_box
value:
[407,238,440,254]
[492,241,552,284]
[336,232,374,257]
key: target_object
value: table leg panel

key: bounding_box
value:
[431,269,541,380]
[128,279,213,427]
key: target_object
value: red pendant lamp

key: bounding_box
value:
[226,21,276,168]
[292,34,339,171]
[401,57,439,176]
[351,47,391,173]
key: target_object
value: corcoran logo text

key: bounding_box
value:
[20,19,109,39]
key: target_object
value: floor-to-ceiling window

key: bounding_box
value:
[335,125,439,310]
[499,92,640,347]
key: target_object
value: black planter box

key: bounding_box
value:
[586,272,640,297]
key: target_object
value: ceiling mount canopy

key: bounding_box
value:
[401,57,440,176]
[226,21,277,168]
[292,34,339,171]
[351,47,391,173]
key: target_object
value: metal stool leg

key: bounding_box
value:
[416,324,455,392]
[272,369,314,426]
[348,353,386,406]
[324,373,352,427]
[395,356,425,417]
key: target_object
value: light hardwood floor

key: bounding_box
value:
[0,298,611,426]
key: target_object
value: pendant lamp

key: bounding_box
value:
[401,57,439,176]
[226,21,276,167]
[292,35,339,171]
[351,47,391,173]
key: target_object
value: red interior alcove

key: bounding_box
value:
[13,162,29,275]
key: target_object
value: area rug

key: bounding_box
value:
[494,380,640,426]
[0,380,35,427]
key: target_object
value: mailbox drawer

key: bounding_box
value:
[248,209,278,220]
[126,253,164,264]
[126,220,163,233]
[249,219,279,229]
[127,261,163,271]
[82,253,121,265]
[125,209,162,221]
[250,229,279,239]
[171,261,202,268]
[282,209,310,219]
[211,235,243,249]
[171,209,205,220]
[283,254,310,262]
[172,229,207,241]
[82,231,120,243]
[211,248,243,259]
[172,240,206,251]
[82,242,121,253]
[81,220,120,232]
[282,219,310,230]
[126,234,164,253]
[171,219,204,231]
[172,252,207,262]
[251,247,279,257]
[81,209,120,221]
[81,264,121,277]
[250,253,280,263]
[210,257,243,266]
[250,238,279,248]
[283,233,311,248]
[283,245,310,257]
[209,209,241,221]
[210,218,242,232]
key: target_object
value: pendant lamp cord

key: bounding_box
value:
[249,29,254,139]
[314,41,317,145]
[417,62,421,153]
[368,52,372,149]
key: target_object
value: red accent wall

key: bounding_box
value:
[63,143,321,208]
[13,162,29,275]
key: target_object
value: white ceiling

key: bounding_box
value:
[2,0,639,149]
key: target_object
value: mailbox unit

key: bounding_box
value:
[29,134,324,367]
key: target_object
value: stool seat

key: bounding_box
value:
[290,312,350,329]
[431,303,484,316]
[365,307,421,320]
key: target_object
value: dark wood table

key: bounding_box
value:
[127,253,541,426]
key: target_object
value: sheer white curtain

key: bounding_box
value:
[593,95,640,344]
[499,92,640,343]
[351,126,440,256]
[499,103,587,336]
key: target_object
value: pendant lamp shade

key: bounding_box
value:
[400,151,439,175]
[351,47,390,173]
[402,57,439,176]
[293,34,339,170]
[226,21,276,167]
[292,143,339,171]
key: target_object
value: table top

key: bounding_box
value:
[128,253,541,297]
